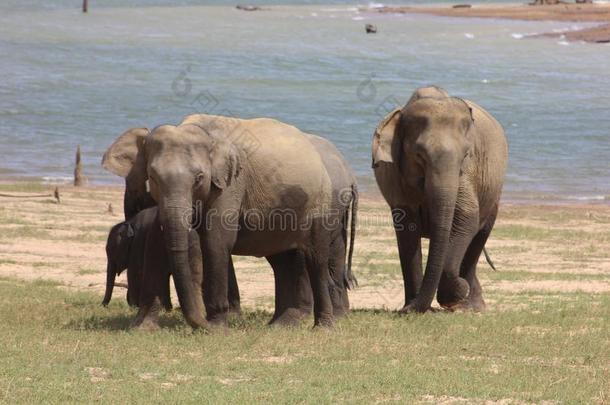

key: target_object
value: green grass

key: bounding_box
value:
[0,207,30,226]
[0,182,51,193]
[493,224,610,243]
[486,270,610,282]
[0,277,608,404]
[64,231,107,244]
[0,258,17,265]
[0,225,51,240]
[76,268,100,276]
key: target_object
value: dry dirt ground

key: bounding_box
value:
[0,183,609,312]
[372,3,610,43]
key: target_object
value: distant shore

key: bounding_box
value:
[371,3,610,43]
[0,178,607,205]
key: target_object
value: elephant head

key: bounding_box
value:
[102,127,155,220]
[102,123,241,328]
[102,221,135,306]
[372,95,474,311]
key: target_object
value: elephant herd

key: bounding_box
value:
[101,86,508,330]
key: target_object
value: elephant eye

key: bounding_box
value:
[194,172,204,187]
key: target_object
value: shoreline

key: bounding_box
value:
[371,3,610,43]
[0,179,608,206]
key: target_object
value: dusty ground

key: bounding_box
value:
[371,3,610,43]
[0,182,609,312]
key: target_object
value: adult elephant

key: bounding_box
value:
[103,127,242,314]
[103,114,357,328]
[372,86,507,313]
[270,134,358,323]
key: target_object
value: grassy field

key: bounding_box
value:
[0,182,609,403]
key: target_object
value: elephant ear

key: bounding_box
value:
[210,140,242,190]
[372,108,401,167]
[101,128,149,178]
[455,98,476,147]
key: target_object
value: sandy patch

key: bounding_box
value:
[489,279,610,293]
[0,184,608,313]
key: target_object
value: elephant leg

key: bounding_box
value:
[131,261,165,330]
[131,296,162,331]
[188,229,234,317]
[202,244,232,326]
[305,221,333,327]
[436,200,479,309]
[227,258,242,315]
[328,232,349,318]
[126,264,141,307]
[267,250,312,326]
[393,207,423,310]
[132,225,169,329]
[160,271,173,311]
[455,209,498,312]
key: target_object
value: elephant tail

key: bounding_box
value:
[345,183,358,289]
[483,247,497,271]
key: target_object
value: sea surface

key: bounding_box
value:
[1,1,609,202]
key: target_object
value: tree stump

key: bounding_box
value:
[74,146,87,187]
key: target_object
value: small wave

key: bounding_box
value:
[310,12,318,17]
[368,3,385,9]
[0,109,21,115]
[481,79,489,84]
[352,16,365,21]
[511,33,524,39]
[464,33,475,39]
[321,7,359,12]
[42,176,72,184]
[566,195,607,201]
[139,33,173,38]
[557,40,570,46]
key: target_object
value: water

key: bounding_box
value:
[0,2,609,202]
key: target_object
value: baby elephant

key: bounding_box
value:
[102,207,205,329]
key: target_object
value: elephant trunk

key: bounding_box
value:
[162,201,207,329]
[415,170,459,311]
[102,261,116,306]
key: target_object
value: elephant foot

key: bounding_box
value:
[206,318,229,330]
[206,307,229,325]
[332,300,349,319]
[398,302,440,314]
[437,275,470,309]
[330,286,350,318]
[313,315,334,328]
[333,306,349,319]
[228,303,242,316]
[331,292,350,318]
[132,317,160,331]
[470,295,486,312]
[269,307,309,327]
[447,295,486,313]
[130,299,161,331]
